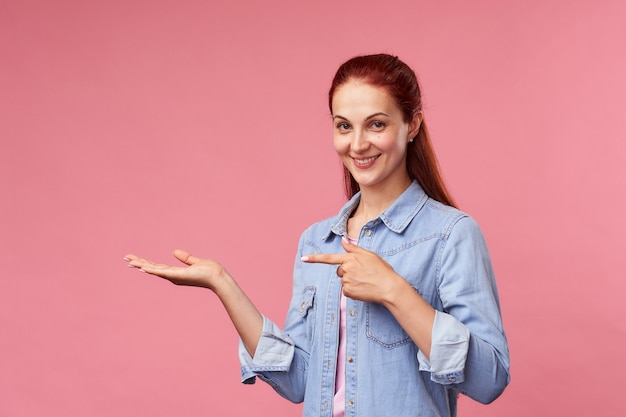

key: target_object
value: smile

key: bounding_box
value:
[352,155,380,168]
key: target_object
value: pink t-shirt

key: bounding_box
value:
[333,236,357,417]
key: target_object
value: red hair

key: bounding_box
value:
[329,54,457,208]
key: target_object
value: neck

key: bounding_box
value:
[354,177,412,221]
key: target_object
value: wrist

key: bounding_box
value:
[211,269,237,296]
[381,273,413,308]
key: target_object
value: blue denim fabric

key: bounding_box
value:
[239,182,510,417]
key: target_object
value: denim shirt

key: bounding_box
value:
[239,182,510,417]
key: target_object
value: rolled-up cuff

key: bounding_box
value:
[239,316,295,384]
[418,311,470,385]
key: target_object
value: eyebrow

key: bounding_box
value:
[332,112,390,121]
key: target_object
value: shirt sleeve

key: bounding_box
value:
[417,310,470,384]
[237,314,310,403]
[239,316,295,383]
[424,215,510,403]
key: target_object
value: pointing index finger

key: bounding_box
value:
[301,253,347,265]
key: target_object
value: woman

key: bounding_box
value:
[125,54,510,417]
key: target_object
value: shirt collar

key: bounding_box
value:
[325,181,428,240]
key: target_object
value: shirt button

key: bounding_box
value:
[348,356,353,363]
[348,400,354,406]
[365,230,372,236]
[349,309,355,316]
[448,376,457,382]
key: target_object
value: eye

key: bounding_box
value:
[370,120,386,131]
[336,122,351,132]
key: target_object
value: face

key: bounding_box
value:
[331,79,420,194]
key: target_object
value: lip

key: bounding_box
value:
[352,154,380,169]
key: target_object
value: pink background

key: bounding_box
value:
[1,0,625,415]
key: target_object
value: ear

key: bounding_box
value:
[407,110,423,142]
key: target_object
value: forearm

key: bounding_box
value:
[382,276,436,359]
[214,272,264,357]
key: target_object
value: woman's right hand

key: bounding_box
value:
[124,248,264,356]
[124,249,229,291]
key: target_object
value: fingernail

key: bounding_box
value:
[300,256,309,262]
[123,257,130,262]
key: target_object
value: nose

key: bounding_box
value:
[351,129,370,153]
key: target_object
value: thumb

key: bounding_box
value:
[173,249,200,266]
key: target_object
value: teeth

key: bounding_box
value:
[355,156,377,164]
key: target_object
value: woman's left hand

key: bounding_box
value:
[301,237,401,303]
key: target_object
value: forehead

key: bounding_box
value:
[331,80,398,117]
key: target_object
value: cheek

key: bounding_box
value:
[372,133,406,154]
[332,135,349,155]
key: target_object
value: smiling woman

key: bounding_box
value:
[331,80,418,198]
[328,54,456,208]
[125,54,510,417]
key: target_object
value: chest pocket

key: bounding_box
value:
[299,286,316,343]
[365,302,412,349]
